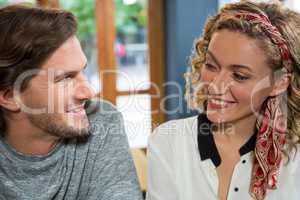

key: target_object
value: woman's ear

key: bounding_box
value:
[269,73,292,97]
[0,89,20,112]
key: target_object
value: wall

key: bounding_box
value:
[164,0,218,120]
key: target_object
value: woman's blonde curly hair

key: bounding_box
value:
[185,0,300,152]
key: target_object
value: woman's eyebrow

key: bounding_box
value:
[206,50,222,68]
[230,65,254,73]
[207,50,254,73]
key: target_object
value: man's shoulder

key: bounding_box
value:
[85,99,119,115]
[83,99,125,143]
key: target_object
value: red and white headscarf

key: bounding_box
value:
[233,11,293,200]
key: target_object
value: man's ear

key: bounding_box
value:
[269,73,292,97]
[0,88,20,112]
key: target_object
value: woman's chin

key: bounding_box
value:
[206,111,232,124]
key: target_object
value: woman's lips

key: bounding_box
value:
[207,99,236,110]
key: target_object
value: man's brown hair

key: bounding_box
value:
[0,4,77,133]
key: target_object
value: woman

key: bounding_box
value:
[146,1,300,200]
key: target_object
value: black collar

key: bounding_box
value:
[197,114,257,167]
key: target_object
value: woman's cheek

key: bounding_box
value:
[230,85,252,104]
[231,84,268,112]
[200,68,214,83]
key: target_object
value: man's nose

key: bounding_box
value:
[74,75,96,101]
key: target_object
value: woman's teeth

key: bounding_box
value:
[211,99,230,106]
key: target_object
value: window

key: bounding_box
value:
[59,0,166,148]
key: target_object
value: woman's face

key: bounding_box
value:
[200,30,275,124]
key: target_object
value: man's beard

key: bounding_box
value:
[27,112,90,139]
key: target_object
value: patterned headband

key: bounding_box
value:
[234,11,293,73]
[233,11,292,200]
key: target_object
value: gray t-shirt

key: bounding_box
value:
[0,100,143,200]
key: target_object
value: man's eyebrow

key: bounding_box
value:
[83,63,88,70]
[206,50,253,73]
[54,71,74,81]
[69,63,87,72]
[58,63,88,74]
[54,63,87,81]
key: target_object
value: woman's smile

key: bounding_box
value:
[207,98,237,110]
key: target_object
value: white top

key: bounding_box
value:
[146,115,300,200]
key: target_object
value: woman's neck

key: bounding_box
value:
[212,113,257,145]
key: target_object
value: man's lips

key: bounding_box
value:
[66,105,86,116]
[67,105,85,112]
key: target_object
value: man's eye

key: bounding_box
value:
[204,63,218,71]
[232,72,250,81]
[63,73,77,80]
[56,75,73,83]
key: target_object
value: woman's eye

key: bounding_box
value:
[232,72,250,81]
[64,76,73,81]
[204,63,218,71]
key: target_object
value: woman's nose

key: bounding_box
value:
[208,73,231,95]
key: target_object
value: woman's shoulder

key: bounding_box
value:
[148,115,199,148]
[153,115,198,135]
[147,115,199,162]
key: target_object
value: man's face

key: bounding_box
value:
[17,36,95,139]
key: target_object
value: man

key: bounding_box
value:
[0,4,143,200]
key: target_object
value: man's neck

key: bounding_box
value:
[4,115,60,156]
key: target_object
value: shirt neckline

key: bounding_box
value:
[0,136,64,162]
[197,114,257,167]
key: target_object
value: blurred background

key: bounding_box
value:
[1,0,299,196]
